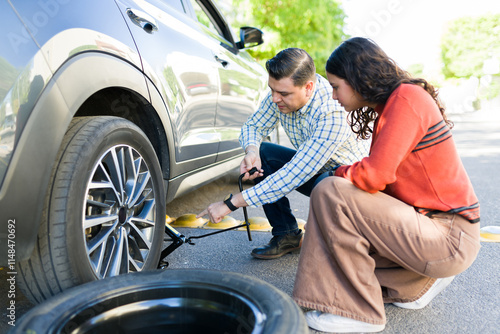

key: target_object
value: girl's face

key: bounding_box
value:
[326,73,372,111]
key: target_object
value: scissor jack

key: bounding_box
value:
[158,168,257,269]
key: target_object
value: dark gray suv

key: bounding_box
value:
[0,0,267,303]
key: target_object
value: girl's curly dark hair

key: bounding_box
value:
[326,37,452,139]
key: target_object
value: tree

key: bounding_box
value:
[441,13,500,102]
[228,0,346,76]
[441,14,500,79]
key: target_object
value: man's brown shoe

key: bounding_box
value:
[251,230,303,259]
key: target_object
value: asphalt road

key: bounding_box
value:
[1,106,499,333]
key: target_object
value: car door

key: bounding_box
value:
[115,0,221,175]
[186,0,267,162]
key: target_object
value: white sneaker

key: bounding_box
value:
[392,276,455,310]
[305,310,385,333]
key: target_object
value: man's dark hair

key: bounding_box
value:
[265,48,316,86]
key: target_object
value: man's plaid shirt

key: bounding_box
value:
[240,74,368,207]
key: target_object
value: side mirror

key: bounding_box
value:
[236,26,264,49]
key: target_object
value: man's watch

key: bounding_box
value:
[224,194,238,211]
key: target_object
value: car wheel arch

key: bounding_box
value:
[4,52,175,263]
[54,52,174,177]
[74,87,172,181]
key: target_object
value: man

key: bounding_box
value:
[198,48,367,259]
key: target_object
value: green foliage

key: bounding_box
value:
[441,14,500,79]
[228,0,346,77]
[406,63,425,79]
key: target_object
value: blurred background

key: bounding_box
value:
[218,0,500,116]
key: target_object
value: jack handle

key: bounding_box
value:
[239,167,258,241]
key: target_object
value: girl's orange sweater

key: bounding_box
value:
[335,84,479,223]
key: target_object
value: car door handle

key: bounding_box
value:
[126,8,158,34]
[214,55,229,67]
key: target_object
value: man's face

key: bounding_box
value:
[268,76,314,114]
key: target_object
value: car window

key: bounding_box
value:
[153,0,187,14]
[192,1,223,37]
[189,0,235,50]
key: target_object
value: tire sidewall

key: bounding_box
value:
[13,269,308,334]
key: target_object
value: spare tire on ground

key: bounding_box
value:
[13,269,308,334]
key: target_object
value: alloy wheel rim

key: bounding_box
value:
[83,145,157,278]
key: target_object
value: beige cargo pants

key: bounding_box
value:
[293,177,480,325]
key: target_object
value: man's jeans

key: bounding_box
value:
[254,142,332,236]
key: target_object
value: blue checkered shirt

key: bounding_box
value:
[240,74,368,207]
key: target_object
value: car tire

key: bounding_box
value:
[17,116,165,304]
[12,269,308,334]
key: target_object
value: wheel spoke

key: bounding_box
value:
[129,257,142,272]
[129,170,151,207]
[88,179,114,191]
[128,222,152,250]
[87,225,115,255]
[127,237,144,272]
[86,225,117,277]
[89,238,107,274]
[87,199,115,212]
[100,237,116,278]
[84,214,118,229]
[108,148,126,201]
[124,147,139,205]
[121,228,131,275]
[129,216,155,227]
[130,199,156,226]
[86,199,112,210]
[88,162,122,206]
[107,227,129,277]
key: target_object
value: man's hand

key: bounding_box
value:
[240,146,264,181]
[197,193,249,223]
[197,201,230,224]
